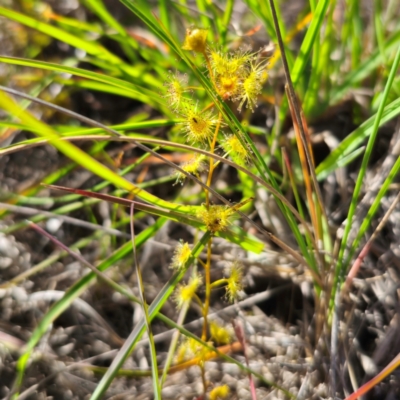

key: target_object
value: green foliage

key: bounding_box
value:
[0,0,400,398]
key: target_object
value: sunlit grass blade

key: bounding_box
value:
[290,0,329,87]
[82,0,139,54]
[0,56,163,105]
[0,7,160,87]
[0,7,120,63]
[333,45,400,307]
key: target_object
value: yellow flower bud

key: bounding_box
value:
[182,28,208,53]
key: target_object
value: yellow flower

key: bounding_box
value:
[170,242,191,270]
[176,337,211,365]
[182,28,208,53]
[209,49,249,99]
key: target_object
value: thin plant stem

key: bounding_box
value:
[202,238,213,341]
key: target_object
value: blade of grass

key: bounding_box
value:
[269,0,328,276]
[289,0,330,88]
[329,30,400,105]
[345,153,400,273]
[220,0,234,46]
[0,7,160,87]
[316,97,400,179]
[0,56,162,105]
[81,0,139,55]
[333,45,400,307]
[130,204,161,399]
[45,185,264,254]
[316,147,365,181]
[0,7,120,63]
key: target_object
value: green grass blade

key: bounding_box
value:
[158,0,171,33]
[316,147,365,181]
[220,0,234,45]
[330,30,400,104]
[316,97,400,177]
[290,0,330,87]
[130,207,161,399]
[333,45,400,305]
[0,7,120,64]
[0,56,162,104]
[81,0,139,53]
[347,155,400,270]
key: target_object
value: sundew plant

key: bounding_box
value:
[0,0,400,399]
